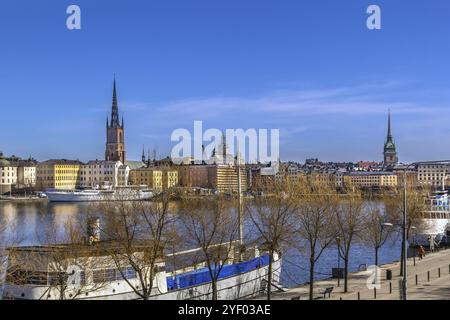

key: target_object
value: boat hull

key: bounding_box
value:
[2,259,281,300]
[45,190,153,203]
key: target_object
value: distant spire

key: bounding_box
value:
[110,77,120,127]
[147,149,152,167]
[387,109,392,139]
[142,145,146,162]
[106,116,109,128]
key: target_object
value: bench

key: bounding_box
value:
[320,287,334,299]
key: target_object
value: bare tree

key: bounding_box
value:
[97,190,176,300]
[384,185,427,275]
[360,205,393,267]
[246,178,298,300]
[334,188,364,293]
[6,218,109,300]
[294,180,338,300]
[0,216,19,295]
[178,196,239,300]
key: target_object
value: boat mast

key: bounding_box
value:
[237,142,244,259]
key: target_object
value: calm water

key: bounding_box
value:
[0,201,401,288]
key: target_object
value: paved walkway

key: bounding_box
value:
[259,249,450,300]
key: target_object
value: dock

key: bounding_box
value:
[254,248,450,300]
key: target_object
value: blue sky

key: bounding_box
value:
[1,0,450,163]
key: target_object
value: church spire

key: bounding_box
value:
[110,77,120,127]
[387,109,392,140]
[383,109,398,168]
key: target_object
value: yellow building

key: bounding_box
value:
[343,172,397,188]
[163,169,178,190]
[129,168,163,192]
[36,159,82,190]
[129,167,179,191]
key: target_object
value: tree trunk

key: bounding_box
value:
[343,256,349,293]
[399,238,404,276]
[266,250,273,300]
[212,280,218,300]
[375,246,379,267]
[309,256,315,300]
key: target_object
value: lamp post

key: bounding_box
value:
[380,222,394,266]
[400,166,414,300]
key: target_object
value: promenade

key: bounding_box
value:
[264,248,450,300]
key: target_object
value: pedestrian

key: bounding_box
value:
[417,245,425,260]
[429,236,435,253]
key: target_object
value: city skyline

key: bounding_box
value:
[2,1,450,162]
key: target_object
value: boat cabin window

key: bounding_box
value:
[6,270,48,286]
[48,272,69,285]
[92,267,137,284]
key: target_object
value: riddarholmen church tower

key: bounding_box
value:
[383,110,398,168]
[105,78,126,163]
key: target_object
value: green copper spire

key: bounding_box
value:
[383,109,398,167]
[387,109,392,140]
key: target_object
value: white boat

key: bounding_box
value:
[415,190,450,245]
[1,242,282,300]
[45,188,153,202]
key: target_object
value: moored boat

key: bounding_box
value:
[414,190,450,246]
[1,241,282,300]
[45,188,153,203]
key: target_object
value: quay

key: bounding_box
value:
[255,248,450,300]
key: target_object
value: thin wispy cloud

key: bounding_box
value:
[131,81,441,125]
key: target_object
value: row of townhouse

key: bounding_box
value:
[0,153,37,194]
[36,159,131,191]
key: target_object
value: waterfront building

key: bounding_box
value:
[383,111,399,168]
[15,161,37,189]
[36,159,83,190]
[187,165,210,188]
[79,160,122,189]
[208,164,247,193]
[129,167,179,191]
[416,161,450,188]
[118,164,130,187]
[173,163,246,193]
[355,161,380,171]
[0,153,17,194]
[343,171,397,188]
[392,164,418,187]
[163,169,179,189]
[176,164,190,187]
[129,168,163,191]
[105,78,126,164]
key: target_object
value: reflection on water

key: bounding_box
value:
[0,201,98,246]
[0,201,401,287]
